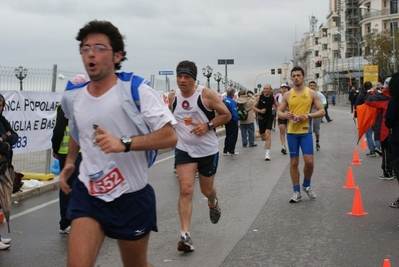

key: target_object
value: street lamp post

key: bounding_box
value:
[360,6,396,72]
[202,66,213,88]
[337,31,361,89]
[14,66,28,91]
[213,72,222,93]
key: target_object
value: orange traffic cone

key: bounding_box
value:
[351,148,361,165]
[360,137,367,150]
[348,187,368,216]
[343,167,356,189]
[382,259,391,267]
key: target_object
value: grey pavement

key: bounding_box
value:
[3,105,399,267]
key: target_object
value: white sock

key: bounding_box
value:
[181,231,190,237]
[265,150,270,158]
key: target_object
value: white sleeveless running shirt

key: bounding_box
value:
[173,86,218,158]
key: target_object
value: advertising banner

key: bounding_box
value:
[1,91,62,154]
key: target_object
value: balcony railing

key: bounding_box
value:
[361,9,397,20]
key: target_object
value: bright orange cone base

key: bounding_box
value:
[382,259,391,267]
[351,148,361,165]
[360,137,367,150]
[348,187,368,216]
[343,167,356,189]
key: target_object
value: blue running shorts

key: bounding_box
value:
[175,148,219,177]
[287,133,314,158]
[67,179,158,240]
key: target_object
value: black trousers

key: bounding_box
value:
[223,119,238,154]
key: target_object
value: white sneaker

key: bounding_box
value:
[1,238,11,244]
[59,226,70,234]
[225,152,239,156]
[290,191,302,203]
[0,241,10,250]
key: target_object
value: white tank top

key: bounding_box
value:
[173,86,218,158]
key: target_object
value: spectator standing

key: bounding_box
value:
[323,93,333,122]
[349,88,358,113]
[59,20,177,266]
[355,82,381,157]
[237,90,257,147]
[222,88,239,155]
[384,73,399,207]
[365,78,393,180]
[0,94,18,250]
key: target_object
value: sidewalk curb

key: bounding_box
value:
[11,127,226,202]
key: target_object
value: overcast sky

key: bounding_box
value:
[1,0,328,91]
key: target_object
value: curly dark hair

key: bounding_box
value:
[388,71,399,101]
[76,20,127,70]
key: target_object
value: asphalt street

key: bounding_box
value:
[0,105,398,267]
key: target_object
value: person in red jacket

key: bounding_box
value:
[365,77,393,180]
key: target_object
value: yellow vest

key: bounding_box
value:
[58,125,70,155]
[287,87,313,134]
[55,104,70,155]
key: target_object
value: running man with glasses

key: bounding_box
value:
[60,20,177,267]
[277,67,325,203]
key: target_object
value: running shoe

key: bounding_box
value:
[390,197,399,208]
[367,152,376,157]
[1,238,11,244]
[374,148,382,156]
[289,191,302,203]
[378,174,394,180]
[302,186,316,199]
[265,156,271,161]
[316,143,320,151]
[0,241,10,250]
[59,226,70,234]
[177,233,194,252]
[224,152,239,156]
[281,146,287,155]
[209,199,221,224]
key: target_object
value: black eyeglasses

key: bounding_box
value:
[80,45,113,54]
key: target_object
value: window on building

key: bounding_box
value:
[391,0,398,14]
[316,73,320,79]
[315,61,322,68]
[392,22,398,33]
[315,51,319,56]
[323,44,328,50]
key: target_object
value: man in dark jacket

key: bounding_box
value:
[222,87,239,155]
[349,88,358,113]
[384,73,399,208]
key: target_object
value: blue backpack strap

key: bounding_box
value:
[131,75,151,111]
[130,75,157,167]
